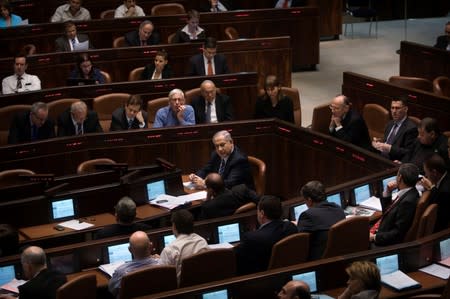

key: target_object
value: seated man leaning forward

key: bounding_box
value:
[153,88,195,128]
[189,130,255,190]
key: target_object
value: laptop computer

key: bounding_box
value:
[201,289,229,299]
[345,184,380,216]
[217,223,240,244]
[327,193,342,207]
[376,254,420,291]
[439,238,450,266]
[66,78,97,86]
[99,242,132,277]
[50,198,76,222]
[292,271,334,299]
[381,175,397,193]
[163,234,176,248]
[146,179,166,202]
[0,265,16,286]
[291,203,308,222]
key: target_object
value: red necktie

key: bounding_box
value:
[207,59,213,75]
[282,0,289,8]
[370,195,399,234]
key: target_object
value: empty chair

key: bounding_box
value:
[248,155,266,196]
[267,233,309,270]
[433,76,450,97]
[151,3,185,16]
[147,97,168,127]
[100,70,112,83]
[22,43,36,55]
[113,36,127,48]
[76,158,116,174]
[224,26,239,40]
[404,191,432,242]
[0,104,31,145]
[281,87,302,126]
[167,32,177,44]
[416,203,438,239]
[179,248,235,287]
[93,93,131,131]
[322,216,370,258]
[0,169,35,186]
[56,273,96,299]
[344,0,378,38]
[310,103,331,134]
[388,76,433,92]
[362,103,390,140]
[128,67,145,81]
[119,266,177,299]
[100,9,115,19]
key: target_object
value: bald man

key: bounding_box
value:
[57,101,102,136]
[108,231,159,297]
[278,280,311,299]
[191,80,233,124]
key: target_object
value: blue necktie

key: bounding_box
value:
[218,159,225,176]
[128,119,133,129]
[71,39,76,50]
[386,123,399,145]
[31,125,38,141]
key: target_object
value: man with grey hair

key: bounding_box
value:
[278,280,311,299]
[8,102,55,144]
[370,163,420,246]
[0,246,67,299]
[124,20,160,46]
[95,196,151,239]
[191,80,233,124]
[57,100,102,136]
[189,130,254,189]
[153,88,195,128]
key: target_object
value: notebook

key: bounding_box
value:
[292,203,308,222]
[99,243,132,277]
[376,254,421,291]
[147,180,166,202]
[217,223,240,244]
[50,198,75,221]
[201,289,229,299]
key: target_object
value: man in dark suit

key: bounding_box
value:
[57,101,103,136]
[372,97,418,161]
[273,0,306,7]
[199,0,233,12]
[110,95,148,131]
[55,21,93,52]
[421,154,450,232]
[124,20,160,47]
[200,173,259,219]
[434,21,450,50]
[188,37,229,76]
[10,246,66,299]
[297,180,346,260]
[191,80,233,124]
[329,95,371,150]
[8,102,55,144]
[370,163,420,246]
[235,195,298,275]
[189,130,254,189]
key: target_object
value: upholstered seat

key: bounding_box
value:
[310,103,331,134]
[224,26,239,40]
[128,67,145,81]
[113,36,127,48]
[0,104,32,145]
[150,3,185,16]
[56,273,96,299]
[76,158,116,174]
[92,93,131,131]
[268,232,309,270]
[362,103,390,140]
[388,76,433,92]
[147,97,168,127]
[433,76,450,97]
[404,191,432,242]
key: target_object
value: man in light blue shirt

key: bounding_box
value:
[153,88,196,128]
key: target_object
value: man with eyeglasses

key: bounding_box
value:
[2,54,41,94]
[372,97,417,161]
[328,95,371,150]
[8,102,55,144]
[188,37,229,76]
[434,21,450,51]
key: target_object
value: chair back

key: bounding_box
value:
[281,86,301,126]
[100,71,112,83]
[234,202,256,214]
[47,98,80,122]
[179,249,236,288]
[416,203,438,239]
[404,190,431,242]
[0,104,31,145]
[147,97,168,127]
[248,155,266,196]
[56,273,96,299]
[93,93,131,132]
[128,67,145,81]
[22,43,37,55]
[113,36,127,48]
[77,158,116,174]
[310,103,331,134]
[322,216,370,258]
[168,32,177,44]
[151,3,185,16]
[388,76,433,92]
[268,233,309,270]
[224,26,239,40]
[0,169,35,186]
[119,265,177,299]
[100,9,115,19]
[184,87,223,105]
[433,76,450,98]
[362,103,389,140]
[408,116,421,126]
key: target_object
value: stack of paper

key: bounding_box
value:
[358,196,382,211]
[150,191,207,210]
[381,270,421,291]
[419,263,450,279]
[98,261,126,277]
[1,278,27,293]
[58,220,94,230]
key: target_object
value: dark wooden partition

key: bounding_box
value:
[399,41,450,82]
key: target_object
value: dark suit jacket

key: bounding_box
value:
[434,35,449,50]
[18,268,67,299]
[330,109,371,150]
[236,219,298,274]
[57,109,103,137]
[429,172,450,232]
[273,0,307,7]
[124,30,160,47]
[375,188,419,246]
[191,93,233,124]
[402,134,449,173]
[109,107,148,131]
[199,0,233,11]
[141,63,173,80]
[297,201,346,260]
[196,146,255,189]
[8,111,55,144]
[188,53,229,76]
[384,118,418,160]
[94,222,152,239]
[173,29,206,43]
[54,33,92,52]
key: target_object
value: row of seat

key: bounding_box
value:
[388,75,450,98]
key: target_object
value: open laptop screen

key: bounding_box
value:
[147,180,166,202]
[163,234,176,247]
[382,175,397,192]
[440,238,450,260]
[202,289,228,299]
[354,184,371,205]
[50,198,75,221]
[327,193,342,207]
[107,243,132,264]
[292,271,317,293]
[292,203,308,222]
[0,265,15,286]
[376,254,399,275]
[217,223,240,244]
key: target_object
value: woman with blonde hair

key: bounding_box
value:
[338,261,381,299]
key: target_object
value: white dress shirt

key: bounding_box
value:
[2,73,41,94]
[114,4,145,18]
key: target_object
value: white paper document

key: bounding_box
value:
[150,192,206,210]
[358,196,382,211]
[74,40,89,51]
[208,243,234,249]
[1,278,27,293]
[381,270,421,291]
[419,263,450,279]
[98,261,126,277]
[59,219,94,230]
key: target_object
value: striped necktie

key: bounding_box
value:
[218,159,225,176]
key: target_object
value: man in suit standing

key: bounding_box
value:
[110,95,148,131]
[191,80,233,124]
[296,180,345,260]
[188,37,229,76]
[57,101,103,136]
[189,130,254,190]
[372,97,418,161]
[124,20,160,47]
[329,95,371,150]
[55,21,93,52]
[434,21,450,50]
[370,163,420,246]
[235,195,298,274]
[8,102,55,144]
[0,246,67,299]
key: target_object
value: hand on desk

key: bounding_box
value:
[188,174,206,189]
